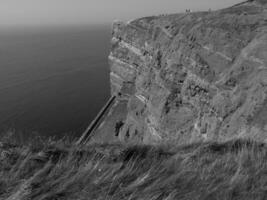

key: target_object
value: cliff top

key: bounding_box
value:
[128,0,267,29]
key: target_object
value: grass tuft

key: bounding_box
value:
[1,139,267,200]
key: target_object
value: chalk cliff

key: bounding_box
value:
[106,0,267,144]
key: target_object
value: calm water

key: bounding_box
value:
[0,26,111,141]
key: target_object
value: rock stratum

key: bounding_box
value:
[98,0,267,145]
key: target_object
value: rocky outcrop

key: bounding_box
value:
[108,0,267,144]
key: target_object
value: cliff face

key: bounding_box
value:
[109,0,267,144]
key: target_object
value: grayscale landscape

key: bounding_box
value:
[1,0,267,199]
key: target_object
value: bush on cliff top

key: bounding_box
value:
[1,139,267,200]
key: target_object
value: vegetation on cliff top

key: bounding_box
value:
[1,137,267,200]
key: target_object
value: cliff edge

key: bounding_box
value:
[102,0,267,144]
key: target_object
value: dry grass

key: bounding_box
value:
[1,139,267,200]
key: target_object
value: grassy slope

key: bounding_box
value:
[1,139,267,200]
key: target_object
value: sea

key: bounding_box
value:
[0,25,111,142]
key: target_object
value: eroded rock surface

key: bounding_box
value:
[108,0,267,144]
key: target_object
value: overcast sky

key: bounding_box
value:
[0,0,243,26]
